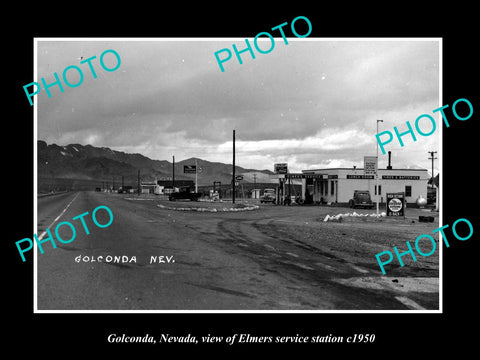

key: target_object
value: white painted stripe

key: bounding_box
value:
[395,296,426,310]
[349,264,370,274]
[34,191,80,311]
[37,192,80,240]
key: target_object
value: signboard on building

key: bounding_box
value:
[184,165,196,174]
[274,163,288,174]
[347,175,375,179]
[382,175,420,180]
[285,173,325,179]
[364,156,377,175]
[386,192,405,217]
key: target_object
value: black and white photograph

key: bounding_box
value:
[34,38,441,311]
[6,7,478,354]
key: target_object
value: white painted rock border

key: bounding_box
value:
[323,212,387,222]
[157,204,259,212]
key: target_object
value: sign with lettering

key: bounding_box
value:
[386,192,405,217]
[382,175,420,180]
[285,173,325,179]
[274,163,288,174]
[364,156,377,175]
[184,165,196,174]
[347,175,375,179]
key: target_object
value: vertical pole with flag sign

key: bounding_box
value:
[375,119,383,215]
[364,156,378,215]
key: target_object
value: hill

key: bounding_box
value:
[37,140,276,189]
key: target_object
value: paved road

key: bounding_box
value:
[36,191,440,311]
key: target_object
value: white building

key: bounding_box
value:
[297,167,429,205]
[140,182,163,195]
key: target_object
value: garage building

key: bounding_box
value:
[298,167,429,206]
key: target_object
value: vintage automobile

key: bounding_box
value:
[260,188,276,204]
[348,190,374,209]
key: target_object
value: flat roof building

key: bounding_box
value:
[294,167,429,205]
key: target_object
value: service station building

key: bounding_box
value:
[296,167,429,205]
[275,156,429,206]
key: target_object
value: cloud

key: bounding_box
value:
[37,39,440,173]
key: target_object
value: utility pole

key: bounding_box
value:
[376,120,383,216]
[253,173,257,199]
[137,170,140,195]
[172,155,175,192]
[232,129,236,204]
[195,158,198,193]
[428,151,437,188]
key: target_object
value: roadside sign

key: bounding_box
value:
[184,165,196,174]
[364,156,377,175]
[274,163,288,174]
[235,175,244,181]
[386,192,405,217]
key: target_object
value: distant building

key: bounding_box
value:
[141,181,162,194]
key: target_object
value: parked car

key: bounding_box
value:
[348,190,374,209]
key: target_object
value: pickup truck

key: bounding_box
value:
[260,188,276,204]
[169,187,202,201]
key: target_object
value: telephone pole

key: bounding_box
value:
[232,129,236,204]
[172,155,175,192]
[428,151,437,187]
[137,170,140,194]
[195,158,198,193]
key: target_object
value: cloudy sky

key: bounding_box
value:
[36,38,440,174]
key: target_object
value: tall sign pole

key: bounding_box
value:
[232,129,236,204]
[376,120,383,216]
[428,151,437,187]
